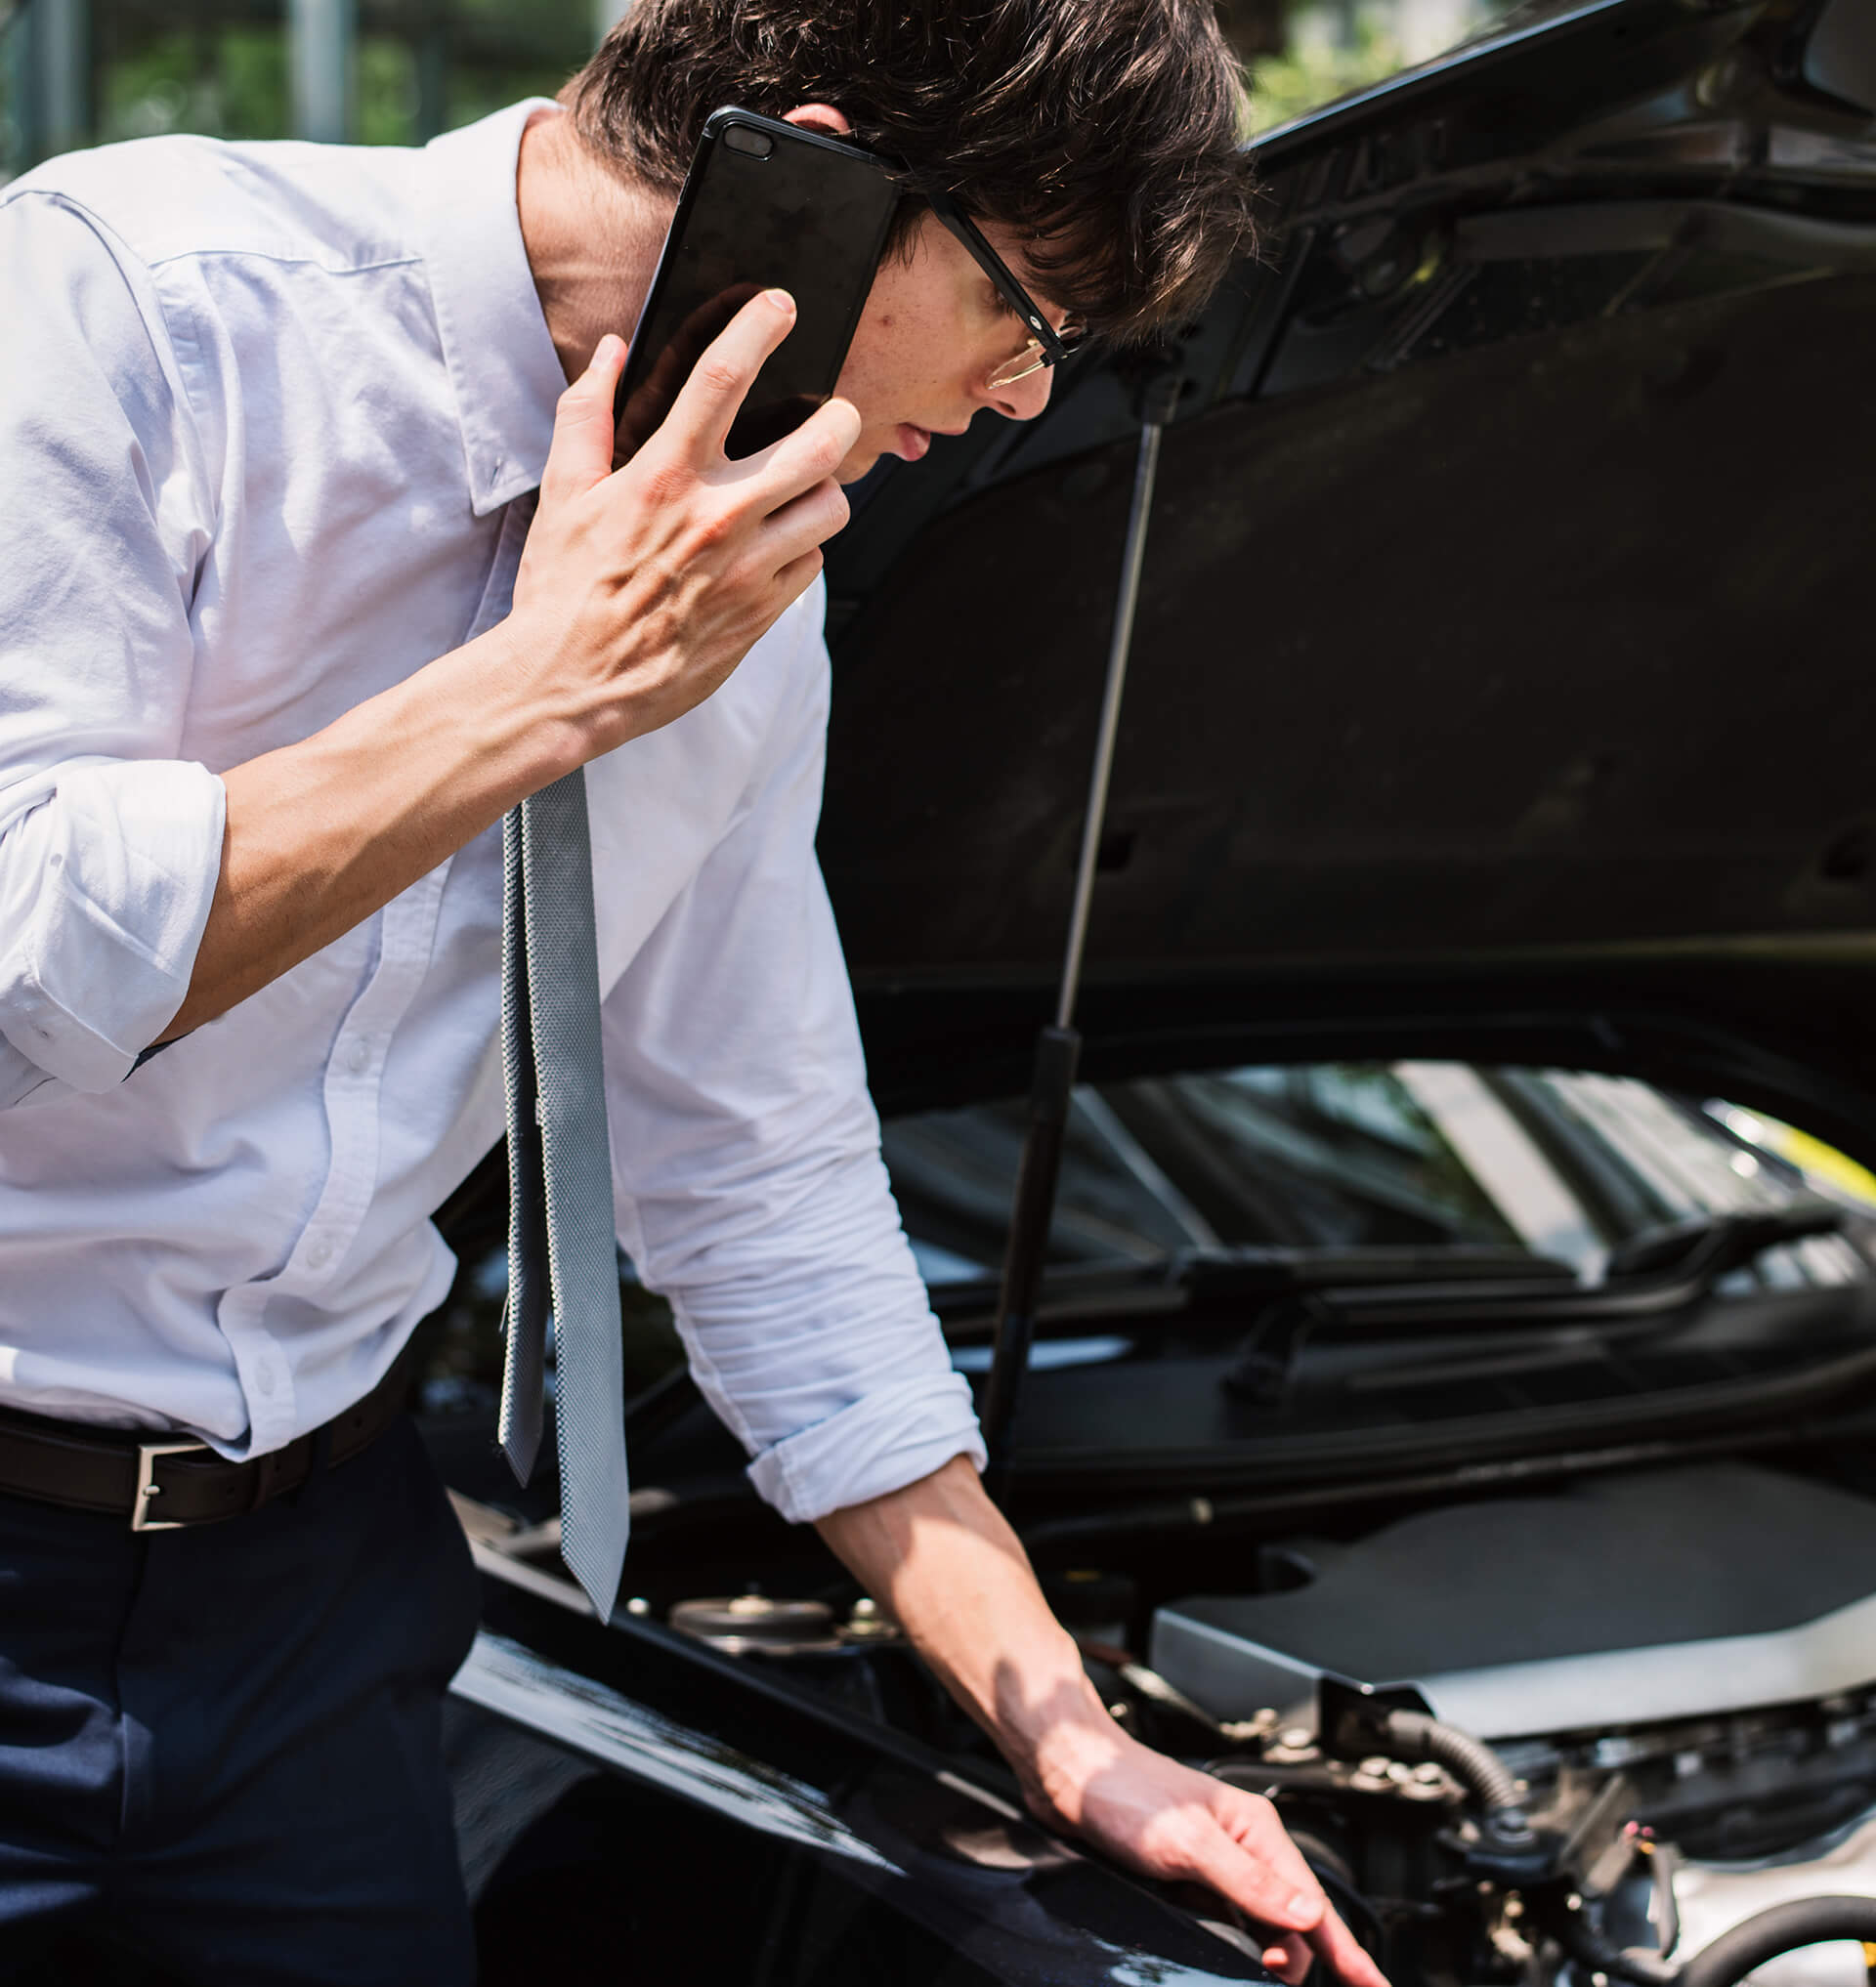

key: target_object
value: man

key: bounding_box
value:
[0,2,1386,1981]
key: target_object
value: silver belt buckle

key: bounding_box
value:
[132,1439,210,1532]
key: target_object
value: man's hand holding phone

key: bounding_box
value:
[504,288,856,762]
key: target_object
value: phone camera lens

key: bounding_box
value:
[723,126,775,158]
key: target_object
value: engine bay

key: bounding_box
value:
[433,1050,1876,1977]
[1146,1459,1876,1986]
[639,1455,1876,1987]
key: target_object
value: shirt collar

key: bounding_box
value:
[419,100,569,518]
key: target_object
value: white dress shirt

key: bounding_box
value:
[0,101,983,1523]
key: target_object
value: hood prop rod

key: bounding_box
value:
[981,367,1182,1505]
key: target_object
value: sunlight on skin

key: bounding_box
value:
[829,203,1063,480]
[816,1457,1388,1986]
[782,104,1066,482]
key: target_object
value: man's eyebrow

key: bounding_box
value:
[1003,262,1075,316]
[1029,286,1085,325]
[1019,266,1091,324]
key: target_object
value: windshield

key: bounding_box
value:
[881,1062,1875,1293]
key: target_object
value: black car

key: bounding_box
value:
[433,2,1876,1979]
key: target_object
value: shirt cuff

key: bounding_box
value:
[746,1370,987,1524]
[0,759,225,1092]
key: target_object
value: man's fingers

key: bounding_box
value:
[760,474,851,575]
[1261,1932,1312,1983]
[750,394,863,502]
[1184,1825,1325,1934]
[540,333,628,509]
[1219,1781,1343,1910]
[1203,1795,1392,1987]
[663,288,800,464]
[615,285,762,468]
[769,544,828,612]
[1206,1838,1384,1987]
[1203,1787,1328,1930]
[1308,1903,1391,1987]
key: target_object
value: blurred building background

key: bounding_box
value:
[0,0,1517,185]
[0,0,618,176]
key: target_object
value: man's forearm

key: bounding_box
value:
[813,1454,1390,1987]
[162,624,573,1039]
[813,1454,1118,1812]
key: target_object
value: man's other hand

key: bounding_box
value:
[1026,1712,1388,1987]
[506,292,859,757]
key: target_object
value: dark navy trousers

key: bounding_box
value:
[0,1416,481,1985]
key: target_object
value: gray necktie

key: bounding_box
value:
[498,764,631,1619]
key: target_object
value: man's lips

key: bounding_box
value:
[893,422,966,461]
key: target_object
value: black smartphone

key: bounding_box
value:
[613,107,901,462]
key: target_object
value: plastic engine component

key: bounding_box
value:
[1148,1463,1876,1738]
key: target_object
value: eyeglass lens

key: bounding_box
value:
[986,341,1048,391]
[986,322,1086,392]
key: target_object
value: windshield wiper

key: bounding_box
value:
[934,1242,1577,1332]
[1218,1202,1854,1405]
[1217,1198,1855,1401]
[938,1205,1853,1363]
[1314,1196,1848,1329]
[1601,1200,1846,1281]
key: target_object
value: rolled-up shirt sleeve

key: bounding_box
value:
[600,639,984,1525]
[0,190,224,1107]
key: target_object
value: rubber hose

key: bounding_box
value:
[1676,1896,1876,1987]
[1551,1901,1681,1987]
[1382,1708,1523,1813]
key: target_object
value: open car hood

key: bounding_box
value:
[818,0,1876,1157]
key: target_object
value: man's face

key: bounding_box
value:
[828,210,1074,484]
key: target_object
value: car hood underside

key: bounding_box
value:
[816,0,1876,1153]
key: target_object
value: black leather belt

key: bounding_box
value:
[0,1338,421,1531]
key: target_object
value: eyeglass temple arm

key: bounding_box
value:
[920,188,1066,359]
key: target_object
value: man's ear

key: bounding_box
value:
[781,103,853,139]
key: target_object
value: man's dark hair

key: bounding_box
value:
[562,0,1258,338]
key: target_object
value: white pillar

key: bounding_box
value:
[289,0,355,144]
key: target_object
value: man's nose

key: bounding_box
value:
[986,363,1055,422]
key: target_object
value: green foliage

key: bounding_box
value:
[446,61,578,133]
[0,15,17,179]
[1244,7,1406,131]
[82,0,593,156]
[101,27,287,143]
[99,29,415,147]
[359,36,415,145]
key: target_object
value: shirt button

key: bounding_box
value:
[305,1236,333,1270]
[254,1365,276,1396]
[346,1038,370,1073]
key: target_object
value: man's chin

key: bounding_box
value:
[836,444,889,486]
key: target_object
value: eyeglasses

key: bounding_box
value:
[921,187,1087,391]
[839,134,1091,391]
